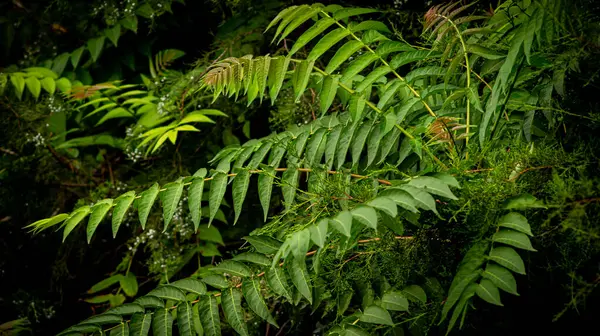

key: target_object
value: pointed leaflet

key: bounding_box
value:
[447,283,476,334]
[130,313,152,336]
[306,128,327,166]
[268,56,290,104]
[336,122,357,169]
[202,275,229,290]
[440,241,489,322]
[402,285,427,304]
[489,247,526,275]
[87,199,113,243]
[290,229,311,262]
[222,288,249,336]
[188,169,207,231]
[355,66,392,93]
[134,296,164,309]
[325,40,363,74]
[112,191,135,238]
[320,75,339,115]
[265,5,299,32]
[292,60,314,102]
[120,273,138,297]
[290,17,336,56]
[324,125,342,170]
[199,295,221,336]
[476,279,503,306]
[271,5,307,43]
[198,224,224,245]
[212,260,251,277]
[244,235,282,254]
[351,120,371,166]
[71,47,85,68]
[152,309,173,336]
[138,183,159,230]
[492,229,537,251]
[247,142,272,169]
[159,179,184,231]
[87,36,106,62]
[242,278,279,326]
[333,7,378,20]
[399,185,437,214]
[408,176,458,200]
[209,172,227,226]
[281,164,300,211]
[378,188,418,213]
[106,303,144,315]
[170,278,207,295]
[51,53,70,77]
[289,257,312,304]
[233,252,271,266]
[343,326,370,336]
[349,95,366,123]
[87,274,122,293]
[266,267,293,300]
[40,77,56,95]
[377,80,403,110]
[331,210,353,237]
[192,303,203,336]
[340,53,378,83]
[351,206,377,229]
[177,302,194,336]
[482,263,518,296]
[232,169,251,225]
[497,212,533,236]
[310,219,329,248]
[360,305,394,326]
[62,206,91,242]
[258,166,275,221]
[367,197,398,218]
[381,291,409,311]
[307,28,351,61]
[105,24,121,46]
[278,5,324,44]
[366,122,383,167]
[148,286,187,301]
[25,77,41,99]
[109,322,129,336]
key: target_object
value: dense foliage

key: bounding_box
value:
[1,0,599,335]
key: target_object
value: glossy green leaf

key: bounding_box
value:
[138,183,159,230]
[177,302,194,336]
[188,173,207,232]
[242,278,278,326]
[63,206,91,242]
[351,119,371,165]
[87,199,113,243]
[333,7,378,20]
[198,295,221,336]
[359,305,394,326]
[202,275,229,290]
[51,53,70,76]
[325,40,363,74]
[497,212,533,236]
[71,47,85,68]
[208,172,227,226]
[222,288,249,336]
[489,247,526,275]
[232,169,251,225]
[134,296,164,309]
[159,179,184,231]
[351,206,378,229]
[482,264,518,295]
[10,75,25,100]
[130,313,152,336]
[408,176,458,200]
[87,36,106,62]
[268,56,291,104]
[40,77,56,94]
[171,278,207,295]
[381,291,409,311]
[88,274,124,294]
[399,185,438,214]
[120,272,138,297]
[198,224,224,245]
[341,53,378,82]
[289,257,312,304]
[493,229,537,251]
[308,28,350,61]
[147,286,186,302]
[25,76,41,99]
[378,188,418,213]
[310,219,329,248]
[281,164,300,210]
[476,279,503,306]
[292,60,315,102]
[83,314,122,325]
[152,309,173,336]
[331,210,353,237]
[368,196,398,218]
[244,235,282,254]
[402,285,427,304]
[233,252,271,266]
[111,191,135,238]
[106,303,144,315]
[105,24,121,46]
[325,125,342,170]
[258,166,276,221]
[266,267,293,300]
[290,18,336,56]
[212,260,251,277]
